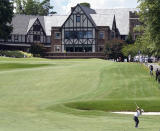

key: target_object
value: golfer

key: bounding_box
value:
[133,106,143,128]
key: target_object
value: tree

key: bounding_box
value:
[125,32,134,44]
[38,0,54,16]
[80,2,91,8]
[15,0,55,15]
[122,43,139,57]
[0,0,14,40]
[30,43,46,57]
[15,0,24,14]
[24,0,39,15]
[137,0,160,56]
[105,40,124,60]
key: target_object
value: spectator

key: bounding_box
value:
[149,65,153,75]
[156,68,159,81]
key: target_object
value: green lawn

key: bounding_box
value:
[0,57,160,131]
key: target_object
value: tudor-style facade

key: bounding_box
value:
[0,16,51,51]
[51,4,120,53]
[0,4,141,58]
[27,18,46,44]
[61,5,96,53]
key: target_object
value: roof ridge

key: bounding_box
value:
[91,14,115,15]
[95,8,137,10]
[47,15,68,16]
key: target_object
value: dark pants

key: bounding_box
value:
[134,116,139,128]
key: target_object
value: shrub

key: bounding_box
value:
[29,43,46,57]
[19,51,33,58]
[0,50,33,58]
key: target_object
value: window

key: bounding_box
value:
[8,35,12,40]
[65,31,70,39]
[76,16,80,22]
[121,35,127,40]
[64,31,93,39]
[111,31,115,38]
[87,31,93,38]
[33,35,40,41]
[33,25,40,31]
[78,31,83,39]
[55,32,61,39]
[99,32,104,39]
[14,35,18,40]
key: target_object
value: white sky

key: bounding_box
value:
[51,0,138,14]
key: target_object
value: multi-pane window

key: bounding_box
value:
[33,35,40,41]
[8,35,12,40]
[87,31,93,38]
[65,31,70,39]
[99,32,104,39]
[14,35,18,40]
[55,32,61,39]
[33,25,41,31]
[64,31,93,39]
[76,16,81,22]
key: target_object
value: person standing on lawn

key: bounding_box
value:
[156,68,159,81]
[150,65,154,75]
[134,106,143,128]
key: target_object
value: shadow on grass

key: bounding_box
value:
[47,100,160,116]
[0,63,52,71]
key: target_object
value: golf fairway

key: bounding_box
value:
[0,57,160,131]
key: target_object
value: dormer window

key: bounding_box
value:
[76,15,80,22]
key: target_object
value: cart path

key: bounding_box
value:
[146,63,160,71]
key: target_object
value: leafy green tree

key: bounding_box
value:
[105,40,124,60]
[0,0,14,39]
[125,32,134,44]
[30,43,46,57]
[38,0,54,16]
[24,0,39,15]
[15,0,55,15]
[137,0,160,56]
[15,0,24,14]
[122,44,139,57]
[80,2,91,8]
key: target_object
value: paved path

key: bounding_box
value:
[145,63,160,71]
[112,112,160,116]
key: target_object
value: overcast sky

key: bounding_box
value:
[51,0,138,14]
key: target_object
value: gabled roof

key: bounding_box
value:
[95,8,137,35]
[44,15,67,36]
[11,14,67,36]
[27,18,37,32]
[90,14,114,29]
[61,4,96,28]
[11,6,137,36]
[79,4,96,27]
[11,15,45,35]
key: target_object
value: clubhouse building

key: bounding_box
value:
[0,4,140,58]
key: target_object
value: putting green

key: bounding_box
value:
[0,57,159,131]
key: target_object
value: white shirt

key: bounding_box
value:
[134,110,141,117]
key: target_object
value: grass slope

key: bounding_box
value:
[0,57,160,131]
